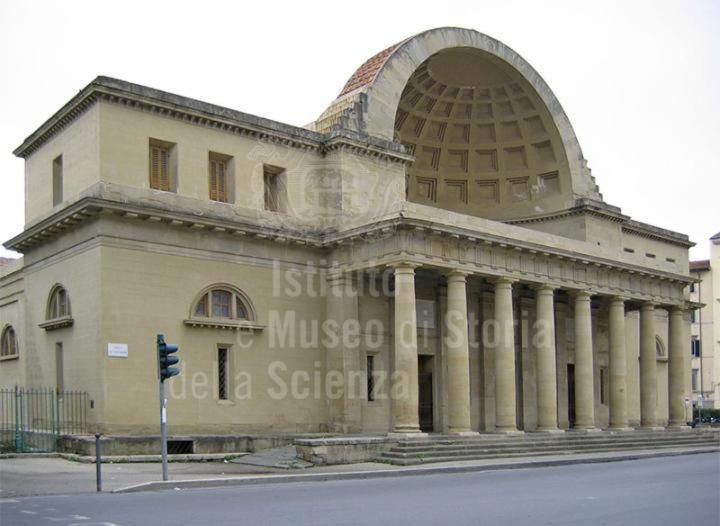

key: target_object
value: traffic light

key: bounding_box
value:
[157,333,180,382]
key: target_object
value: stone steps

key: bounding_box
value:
[393,434,714,452]
[388,439,715,457]
[379,429,720,465]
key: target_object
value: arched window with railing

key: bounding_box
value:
[0,325,18,360]
[40,284,74,330]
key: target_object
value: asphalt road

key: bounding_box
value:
[1,453,718,526]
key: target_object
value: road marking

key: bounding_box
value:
[20,509,38,514]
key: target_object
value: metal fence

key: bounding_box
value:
[0,387,89,453]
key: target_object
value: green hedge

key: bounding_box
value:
[693,407,720,419]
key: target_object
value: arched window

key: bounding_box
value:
[47,285,71,319]
[185,284,262,331]
[1,325,18,359]
[40,284,74,330]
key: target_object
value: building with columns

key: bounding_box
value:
[0,28,695,437]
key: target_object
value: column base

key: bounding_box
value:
[668,421,692,430]
[534,427,565,434]
[447,430,480,436]
[494,428,524,436]
[570,426,602,433]
[387,431,428,439]
[607,426,635,433]
[638,426,666,431]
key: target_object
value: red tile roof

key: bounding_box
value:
[690,260,710,271]
[338,41,403,97]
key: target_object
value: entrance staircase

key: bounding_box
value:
[379,428,720,466]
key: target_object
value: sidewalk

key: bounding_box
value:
[1,446,716,497]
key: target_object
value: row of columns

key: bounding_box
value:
[391,263,688,434]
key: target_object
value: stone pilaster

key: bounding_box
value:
[493,277,518,433]
[325,272,362,433]
[445,271,473,434]
[391,263,421,434]
[639,302,658,428]
[608,296,629,429]
[573,291,596,429]
[535,285,559,432]
[668,307,687,427]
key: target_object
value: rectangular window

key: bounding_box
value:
[209,153,233,203]
[218,347,229,400]
[691,368,699,392]
[52,155,63,206]
[367,355,375,402]
[263,165,285,212]
[600,367,607,405]
[149,139,175,191]
[691,336,701,358]
[416,299,437,329]
[690,309,696,323]
[689,283,695,293]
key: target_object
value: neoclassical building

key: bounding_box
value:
[0,28,695,437]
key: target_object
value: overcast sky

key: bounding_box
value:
[0,0,717,260]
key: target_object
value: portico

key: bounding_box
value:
[325,213,692,434]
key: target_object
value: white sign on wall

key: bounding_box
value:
[107,343,128,358]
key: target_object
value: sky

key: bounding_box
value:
[0,0,717,260]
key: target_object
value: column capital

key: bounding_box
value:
[608,295,628,304]
[446,269,470,282]
[489,276,517,286]
[388,261,421,274]
[326,269,354,283]
[530,283,556,294]
[640,301,657,311]
[668,304,686,314]
[568,289,593,301]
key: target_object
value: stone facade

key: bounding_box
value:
[0,28,695,436]
[689,234,720,409]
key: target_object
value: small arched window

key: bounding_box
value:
[656,336,666,359]
[185,284,262,331]
[48,285,71,319]
[40,285,74,330]
[1,325,18,359]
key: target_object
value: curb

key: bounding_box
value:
[0,452,248,463]
[114,446,719,493]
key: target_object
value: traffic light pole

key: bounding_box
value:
[157,333,179,482]
[159,377,168,481]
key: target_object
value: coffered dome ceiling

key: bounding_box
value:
[315,28,602,221]
[395,47,572,220]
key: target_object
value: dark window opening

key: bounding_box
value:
[167,439,194,455]
[52,155,63,206]
[367,355,375,402]
[218,347,228,400]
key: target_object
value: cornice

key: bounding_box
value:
[3,196,693,287]
[506,198,692,248]
[13,76,412,165]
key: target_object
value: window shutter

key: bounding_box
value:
[159,147,169,191]
[218,161,227,202]
[150,146,160,189]
[150,145,170,191]
[209,159,218,200]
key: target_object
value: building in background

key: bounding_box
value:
[689,233,720,409]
